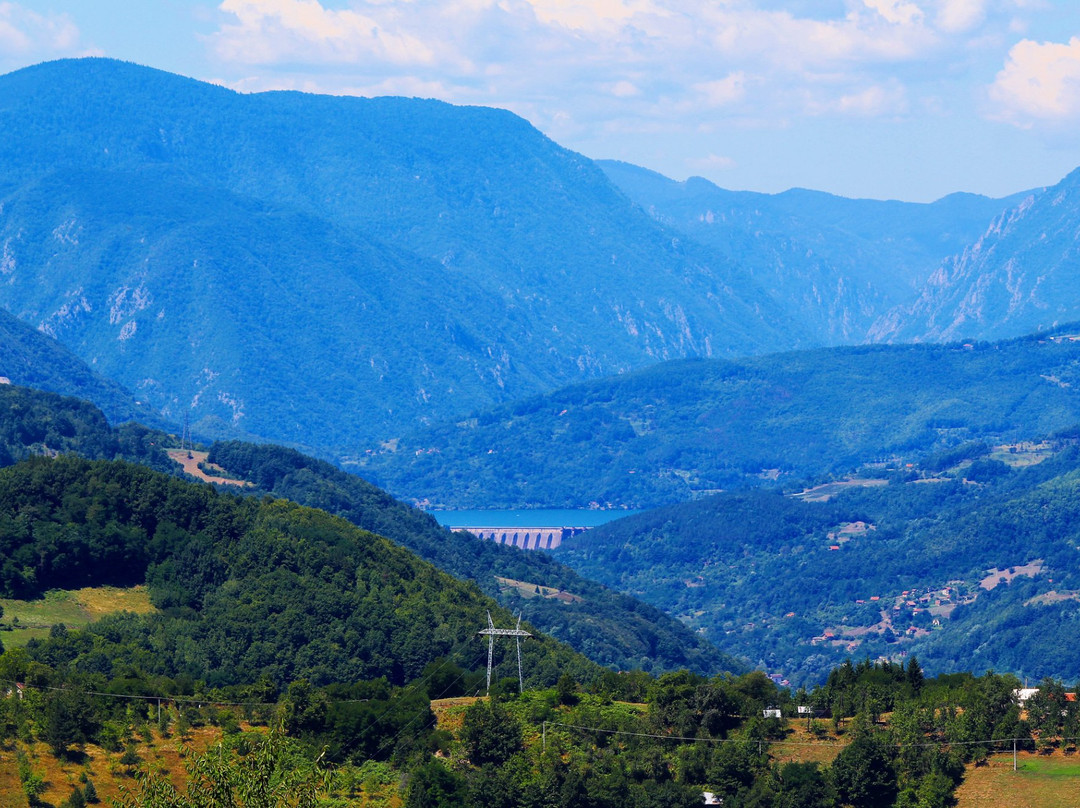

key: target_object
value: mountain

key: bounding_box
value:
[359,328,1080,508]
[0,57,796,454]
[0,305,170,429]
[554,437,1080,686]
[870,169,1079,343]
[599,160,1026,343]
[0,381,735,675]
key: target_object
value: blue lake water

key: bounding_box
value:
[429,508,637,529]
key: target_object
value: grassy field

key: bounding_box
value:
[0,724,225,808]
[770,720,846,767]
[0,586,156,647]
[956,751,1080,808]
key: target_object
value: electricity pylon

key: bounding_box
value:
[478,611,531,694]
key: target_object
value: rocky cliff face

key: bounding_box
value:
[870,170,1080,344]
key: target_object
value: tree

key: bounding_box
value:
[114,727,324,808]
[39,687,97,757]
[830,732,897,808]
[462,700,522,766]
[905,656,924,694]
[405,761,471,808]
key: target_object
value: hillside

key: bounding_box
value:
[0,454,597,688]
[0,57,796,454]
[599,160,1024,343]
[554,435,1080,685]
[0,383,174,473]
[0,306,169,430]
[360,329,1080,508]
[0,383,732,676]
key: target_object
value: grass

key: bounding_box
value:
[0,724,226,808]
[956,751,1080,808]
[494,576,584,603]
[0,586,156,647]
[769,719,846,767]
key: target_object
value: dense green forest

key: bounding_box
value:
[0,455,595,688]
[0,385,174,474]
[206,440,740,676]
[555,435,1080,684]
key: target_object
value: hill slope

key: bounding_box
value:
[359,329,1080,508]
[0,306,169,429]
[0,57,794,453]
[554,438,1080,685]
[0,454,598,688]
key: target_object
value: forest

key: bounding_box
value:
[0,384,729,678]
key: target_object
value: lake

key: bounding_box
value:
[428,508,637,529]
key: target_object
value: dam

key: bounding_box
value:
[451,525,589,551]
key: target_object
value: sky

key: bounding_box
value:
[2,1,1080,202]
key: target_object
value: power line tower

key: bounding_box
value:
[478,611,531,695]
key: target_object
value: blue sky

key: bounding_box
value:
[3,0,1080,201]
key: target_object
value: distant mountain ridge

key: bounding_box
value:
[598,160,1028,343]
[3,57,1077,466]
[0,58,795,454]
[869,168,1080,342]
[360,329,1080,508]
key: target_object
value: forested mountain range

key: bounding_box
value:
[554,435,1080,686]
[0,382,733,675]
[361,328,1080,508]
[599,160,1027,344]
[0,57,1070,467]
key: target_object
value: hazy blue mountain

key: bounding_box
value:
[0,58,796,454]
[870,170,1078,343]
[599,160,1026,343]
[359,328,1080,508]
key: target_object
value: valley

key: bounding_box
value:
[5,54,1080,805]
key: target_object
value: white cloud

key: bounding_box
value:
[521,0,660,32]
[204,0,1037,141]
[863,0,924,27]
[989,36,1080,125]
[935,0,987,33]
[693,72,747,108]
[215,0,438,66]
[687,153,736,172]
[0,2,79,56]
